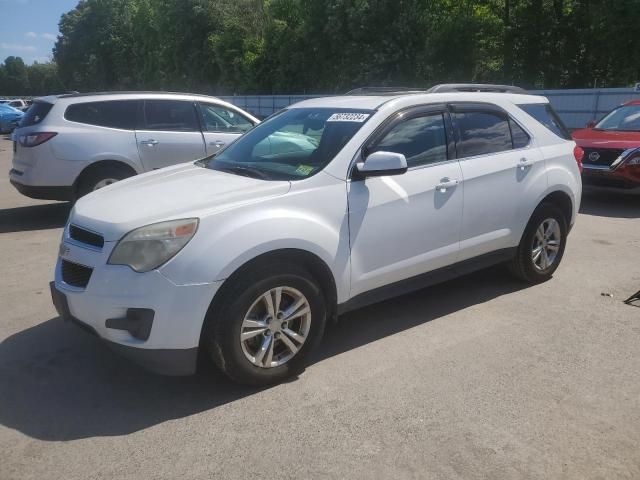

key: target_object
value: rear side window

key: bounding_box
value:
[143,100,198,131]
[21,101,53,127]
[371,113,448,167]
[453,111,512,157]
[65,100,139,130]
[518,103,571,140]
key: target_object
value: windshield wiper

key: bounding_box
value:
[215,165,271,180]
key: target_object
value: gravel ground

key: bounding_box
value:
[1,136,639,480]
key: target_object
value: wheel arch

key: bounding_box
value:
[539,190,574,229]
[200,248,339,346]
[73,159,139,196]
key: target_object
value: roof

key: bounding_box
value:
[292,92,549,111]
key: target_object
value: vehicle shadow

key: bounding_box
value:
[0,266,525,441]
[579,189,640,219]
[0,202,71,233]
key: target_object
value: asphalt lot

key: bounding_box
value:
[0,136,639,480]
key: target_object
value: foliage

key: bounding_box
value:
[3,0,640,96]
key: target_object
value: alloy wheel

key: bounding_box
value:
[531,217,561,271]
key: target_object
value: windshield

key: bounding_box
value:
[595,105,640,131]
[201,107,373,180]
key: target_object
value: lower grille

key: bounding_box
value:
[582,148,624,168]
[61,260,93,288]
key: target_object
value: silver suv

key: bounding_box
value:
[9,92,258,200]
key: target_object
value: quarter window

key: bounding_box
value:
[453,111,512,157]
[143,100,198,131]
[65,100,139,130]
[371,113,448,167]
[199,103,254,133]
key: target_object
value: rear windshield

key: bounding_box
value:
[20,101,53,127]
[518,103,571,140]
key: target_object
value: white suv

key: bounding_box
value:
[9,92,258,200]
[50,85,582,385]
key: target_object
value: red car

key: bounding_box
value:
[572,100,640,192]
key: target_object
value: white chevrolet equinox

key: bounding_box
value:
[50,85,583,385]
[10,92,258,200]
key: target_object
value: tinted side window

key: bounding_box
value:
[510,119,530,148]
[453,111,512,157]
[21,101,53,127]
[518,103,571,140]
[199,103,254,133]
[371,113,448,167]
[65,100,138,130]
[143,100,198,131]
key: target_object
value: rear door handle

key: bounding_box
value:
[436,178,459,193]
[210,141,225,148]
[140,139,159,146]
[518,157,534,170]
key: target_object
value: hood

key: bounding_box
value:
[72,163,291,241]
[572,128,640,150]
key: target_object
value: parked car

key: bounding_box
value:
[0,104,24,133]
[572,100,640,192]
[1,98,30,111]
[50,85,582,385]
[9,92,259,201]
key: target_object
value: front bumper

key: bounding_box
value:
[52,236,222,376]
[50,282,198,375]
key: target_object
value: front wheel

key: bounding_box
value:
[508,203,568,284]
[205,264,327,386]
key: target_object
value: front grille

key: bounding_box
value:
[61,260,93,288]
[69,225,104,249]
[582,148,624,168]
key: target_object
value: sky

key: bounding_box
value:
[0,0,78,64]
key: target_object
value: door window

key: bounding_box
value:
[370,113,448,167]
[199,103,254,133]
[143,100,198,131]
[510,119,530,148]
[453,111,513,157]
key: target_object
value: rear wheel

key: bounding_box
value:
[76,164,134,199]
[508,203,568,283]
[204,263,327,386]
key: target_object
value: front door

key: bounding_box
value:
[348,106,464,297]
[135,99,206,171]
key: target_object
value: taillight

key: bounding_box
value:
[18,132,57,148]
[573,145,584,173]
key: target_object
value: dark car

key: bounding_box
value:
[572,100,640,192]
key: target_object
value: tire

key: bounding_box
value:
[204,263,327,386]
[76,164,134,199]
[508,202,568,284]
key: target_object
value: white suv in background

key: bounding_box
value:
[9,92,258,200]
[50,85,582,385]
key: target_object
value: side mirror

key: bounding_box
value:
[586,120,596,128]
[354,151,408,179]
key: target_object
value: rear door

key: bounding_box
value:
[135,99,206,171]
[197,102,256,155]
[450,103,547,260]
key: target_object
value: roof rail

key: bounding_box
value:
[345,86,428,96]
[426,83,527,94]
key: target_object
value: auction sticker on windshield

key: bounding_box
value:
[327,113,370,122]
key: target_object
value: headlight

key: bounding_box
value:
[108,218,199,272]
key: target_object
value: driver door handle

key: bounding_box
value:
[436,178,459,193]
[140,139,159,146]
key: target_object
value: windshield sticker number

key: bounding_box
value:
[295,164,314,175]
[327,113,370,122]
